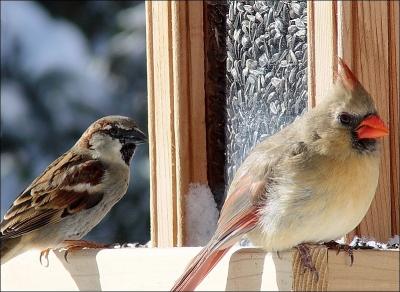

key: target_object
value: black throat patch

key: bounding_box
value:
[351,133,377,153]
[120,143,136,165]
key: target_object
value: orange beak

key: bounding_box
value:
[355,114,389,139]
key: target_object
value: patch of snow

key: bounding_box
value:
[335,237,346,244]
[109,240,152,249]
[388,235,399,247]
[239,237,254,247]
[388,235,400,249]
[185,184,219,246]
[349,236,400,250]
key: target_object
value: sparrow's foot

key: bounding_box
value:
[39,248,51,267]
[61,240,112,262]
[295,243,319,281]
[325,240,354,266]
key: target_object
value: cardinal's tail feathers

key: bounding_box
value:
[171,242,231,291]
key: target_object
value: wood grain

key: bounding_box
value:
[293,246,328,291]
[388,0,400,236]
[225,248,293,291]
[327,249,400,291]
[171,1,208,245]
[2,247,398,291]
[146,0,177,248]
[306,0,316,108]
[307,1,337,106]
[311,0,398,242]
[145,0,158,248]
[340,1,395,242]
[146,1,207,247]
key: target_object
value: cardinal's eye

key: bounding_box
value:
[338,112,353,125]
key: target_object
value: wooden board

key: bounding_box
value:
[328,249,400,291]
[1,247,398,291]
[339,0,398,242]
[146,1,207,247]
[307,1,337,106]
[309,0,399,243]
[388,0,400,236]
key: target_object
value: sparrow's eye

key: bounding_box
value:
[109,127,119,137]
[338,112,353,125]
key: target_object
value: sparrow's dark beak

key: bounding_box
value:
[126,128,147,144]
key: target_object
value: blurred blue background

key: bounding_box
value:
[0,0,150,244]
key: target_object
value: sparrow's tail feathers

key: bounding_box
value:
[1,237,22,265]
[171,242,231,292]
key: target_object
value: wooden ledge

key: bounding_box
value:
[1,246,398,291]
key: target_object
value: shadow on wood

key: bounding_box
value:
[54,249,102,291]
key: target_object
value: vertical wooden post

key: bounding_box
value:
[307,1,337,107]
[388,0,400,236]
[309,0,399,242]
[339,1,399,241]
[146,1,207,247]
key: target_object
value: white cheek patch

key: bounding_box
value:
[90,133,123,162]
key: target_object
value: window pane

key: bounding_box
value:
[225,0,308,184]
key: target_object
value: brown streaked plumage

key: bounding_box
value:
[1,115,147,264]
[171,58,389,291]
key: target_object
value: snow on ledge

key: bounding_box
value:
[185,183,219,246]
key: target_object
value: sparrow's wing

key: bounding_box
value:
[0,152,105,239]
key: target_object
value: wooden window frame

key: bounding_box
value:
[148,1,399,247]
[146,1,208,247]
[308,1,399,242]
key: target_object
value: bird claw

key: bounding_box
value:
[39,248,51,267]
[296,243,319,282]
[61,240,112,263]
[325,240,354,266]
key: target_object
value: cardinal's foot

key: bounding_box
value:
[325,240,354,266]
[61,240,112,262]
[296,243,319,281]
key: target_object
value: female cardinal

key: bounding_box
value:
[171,58,389,291]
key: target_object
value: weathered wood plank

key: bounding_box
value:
[307,1,337,106]
[311,0,398,242]
[146,1,207,247]
[340,1,393,242]
[1,247,398,291]
[327,249,400,291]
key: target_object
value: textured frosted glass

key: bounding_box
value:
[226,0,308,183]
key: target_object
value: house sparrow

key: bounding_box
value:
[0,115,146,264]
[171,58,389,291]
